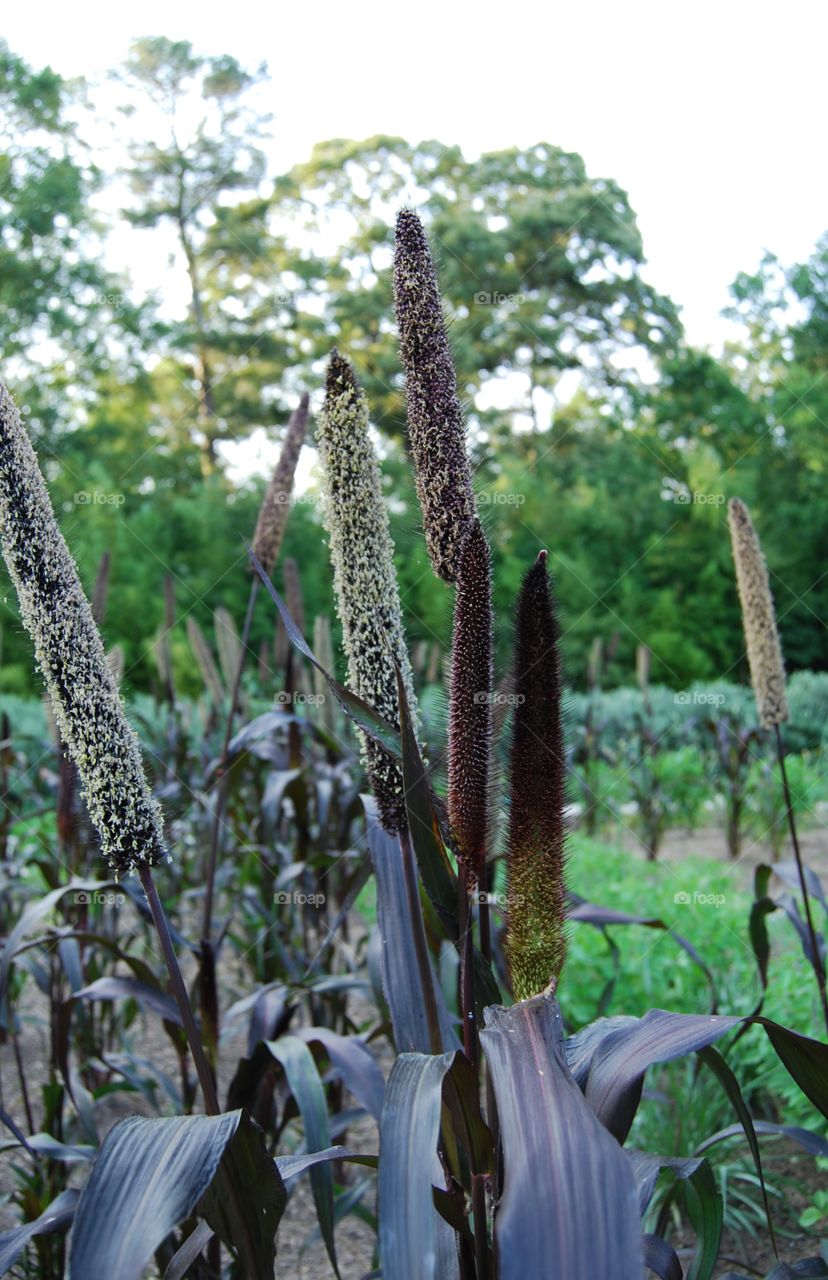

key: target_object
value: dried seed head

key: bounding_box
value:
[186,616,225,706]
[505,551,567,1001]
[728,498,789,729]
[249,393,310,578]
[0,383,167,875]
[447,519,493,881]
[317,351,419,833]
[393,208,476,582]
[213,605,241,691]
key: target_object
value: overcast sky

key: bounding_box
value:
[6,0,826,354]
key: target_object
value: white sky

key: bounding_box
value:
[5,0,827,474]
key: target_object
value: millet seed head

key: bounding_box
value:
[0,382,167,875]
[728,497,789,729]
[393,208,477,583]
[316,351,419,833]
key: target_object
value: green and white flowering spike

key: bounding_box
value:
[0,383,167,876]
[317,351,419,834]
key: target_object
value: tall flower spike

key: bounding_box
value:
[394,208,476,582]
[728,498,789,729]
[505,551,567,1001]
[316,351,419,833]
[0,383,166,875]
[249,393,310,579]
[447,518,493,881]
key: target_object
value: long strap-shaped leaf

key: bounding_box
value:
[378,1051,461,1280]
[0,1189,78,1275]
[580,1009,742,1142]
[365,799,459,1054]
[568,1008,828,1131]
[66,1110,284,1280]
[292,1026,385,1122]
[266,1034,340,1279]
[481,993,643,1280]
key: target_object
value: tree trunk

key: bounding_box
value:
[178,216,217,470]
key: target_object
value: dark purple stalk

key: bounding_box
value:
[139,865,220,1116]
[775,725,828,1037]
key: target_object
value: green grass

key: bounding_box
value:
[358,832,825,1147]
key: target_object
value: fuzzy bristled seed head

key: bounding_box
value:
[728,498,789,729]
[447,519,493,881]
[393,208,476,583]
[0,383,167,876]
[505,551,567,1001]
[249,393,310,578]
[317,351,419,833]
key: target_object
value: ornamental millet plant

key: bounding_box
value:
[727,497,788,731]
[728,496,828,1034]
[249,392,310,580]
[394,208,477,584]
[316,349,419,836]
[0,381,219,1113]
[504,551,567,1001]
[392,210,570,1011]
[0,383,165,879]
[447,517,494,884]
[394,211,494,873]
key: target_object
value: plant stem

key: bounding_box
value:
[399,827,443,1056]
[471,1173,490,1280]
[458,867,477,1067]
[139,865,220,1115]
[202,577,259,944]
[13,1029,34,1134]
[775,724,828,1038]
[477,862,491,965]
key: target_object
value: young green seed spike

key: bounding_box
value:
[316,350,419,833]
[505,550,567,1001]
[728,498,789,729]
[393,208,476,582]
[249,393,310,579]
[0,383,166,876]
[447,518,493,881]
